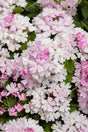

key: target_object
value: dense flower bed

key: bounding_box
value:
[0,0,88,132]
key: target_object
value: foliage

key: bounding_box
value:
[70,87,78,98]
[73,0,88,31]
[54,0,62,4]
[64,59,78,112]
[13,0,42,18]
[2,96,17,109]
[0,112,17,122]
[64,59,75,84]
[13,6,24,14]
[64,59,75,73]
[69,103,78,113]
[19,31,36,51]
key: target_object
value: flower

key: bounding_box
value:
[1,90,7,96]
[6,83,18,94]
[2,117,44,132]
[8,107,17,116]
[4,13,14,23]
[25,127,34,132]
[18,93,26,100]
[0,107,5,115]
[15,103,23,112]
[39,48,49,60]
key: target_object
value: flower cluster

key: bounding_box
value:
[33,6,74,34]
[0,0,27,8]
[52,111,88,132]
[72,28,88,114]
[61,0,78,16]
[73,61,88,114]
[24,82,71,122]
[0,4,36,51]
[1,117,44,132]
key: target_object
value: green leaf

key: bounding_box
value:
[81,21,88,31]
[13,6,24,14]
[23,3,42,17]
[17,109,25,117]
[0,112,17,122]
[54,0,62,4]
[44,123,52,132]
[19,42,27,51]
[64,59,75,73]
[19,32,36,51]
[3,96,17,109]
[74,21,82,28]
[69,103,78,113]
[27,12,40,18]
[70,87,78,98]
[27,31,36,41]
[81,6,88,19]
[26,0,36,3]
[64,73,73,84]
[26,113,32,119]
[8,51,14,59]
[78,0,83,4]
[33,114,40,120]
[25,3,41,12]
[73,15,82,28]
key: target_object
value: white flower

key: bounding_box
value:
[16,0,27,7]
[2,117,44,132]
[7,41,21,52]
[51,121,63,132]
[24,103,31,113]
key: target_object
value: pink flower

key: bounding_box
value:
[15,103,23,112]
[81,69,87,78]
[0,107,5,115]
[61,0,76,8]
[82,61,88,69]
[1,90,7,96]
[21,74,34,87]
[12,91,20,97]
[1,72,7,79]
[6,82,18,94]
[59,13,64,18]
[76,32,82,38]
[81,78,88,87]
[21,69,27,77]
[8,107,17,116]
[78,40,85,49]
[0,95,2,101]
[78,128,84,132]
[18,93,26,100]
[39,48,49,60]
[13,76,18,82]
[25,127,34,132]
[4,13,14,23]
[75,32,85,49]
